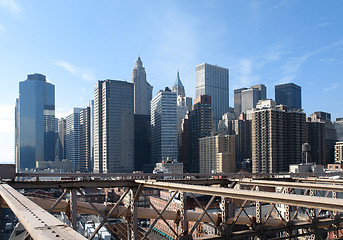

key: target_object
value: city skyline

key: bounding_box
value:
[1,0,343,164]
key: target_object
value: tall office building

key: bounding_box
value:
[286,110,308,165]
[172,71,192,148]
[199,134,235,174]
[251,100,307,173]
[66,108,82,172]
[132,56,153,172]
[94,80,134,173]
[151,88,178,164]
[57,118,66,161]
[234,88,248,117]
[335,117,343,141]
[187,95,213,173]
[275,83,302,110]
[307,120,326,165]
[132,56,153,115]
[94,81,103,173]
[309,111,337,164]
[232,113,252,170]
[235,84,267,114]
[80,103,93,172]
[16,73,55,171]
[195,63,229,129]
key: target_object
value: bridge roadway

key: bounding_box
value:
[2,172,343,239]
[0,183,86,240]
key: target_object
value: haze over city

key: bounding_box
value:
[1,0,343,164]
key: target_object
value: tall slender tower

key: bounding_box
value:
[151,88,178,164]
[132,56,153,115]
[132,56,153,172]
[17,73,55,171]
[188,95,213,173]
[66,108,82,172]
[94,80,134,173]
[195,63,229,129]
[172,71,192,151]
[80,104,93,173]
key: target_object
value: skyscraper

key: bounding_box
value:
[310,111,337,164]
[234,88,247,117]
[16,73,55,171]
[232,113,252,170]
[252,103,287,173]
[132,56,153,115]
[275,83,302,110]
[252,100,308,173]
[131,56,153,172]
[187,95,213,173]
[235,84,267,114]
[66,108,82,171]
[335,117,343,141]
[80,103,93,172]
[57,118,66,161]
[151,87,178,164]
[172,71,186,98]
[195,63,229,129]
[172,71,192,149]
[94,80,134,173]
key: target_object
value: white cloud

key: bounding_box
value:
[0,0,21,16]
[262,41,290,64]
[51,59,95,82]
[0,23,6,32]
[317,22,329,27]
[280,39,343,82]
[273,0,288,9]
[324,83,339,93]
[234,58,260,87]
[55,108,74,119]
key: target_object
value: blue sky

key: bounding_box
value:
[1,0,343,163]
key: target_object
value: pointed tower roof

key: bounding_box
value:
[174,70,184,88]
[135,55,143,68]
[172,70,185,97]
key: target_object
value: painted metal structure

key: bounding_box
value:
[1,172,343,239]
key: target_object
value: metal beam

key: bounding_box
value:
[8,179,139,189]
[136,180,343,212]
[0,183,86,240]
[236,178,343,192]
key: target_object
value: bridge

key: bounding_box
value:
[1,169,343,239]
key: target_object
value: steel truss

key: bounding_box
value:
[2,174,343,239]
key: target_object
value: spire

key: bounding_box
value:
[172,70,185,97]
[135,55,143,68]
[174,70,184,88]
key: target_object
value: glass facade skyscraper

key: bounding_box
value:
[195,63,229,129]
[275,83,302,110]
[151,88,178,164]
[16,73,55,171]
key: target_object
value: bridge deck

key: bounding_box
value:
[0,183,86,240]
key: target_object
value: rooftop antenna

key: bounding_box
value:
[138,43,141,58]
